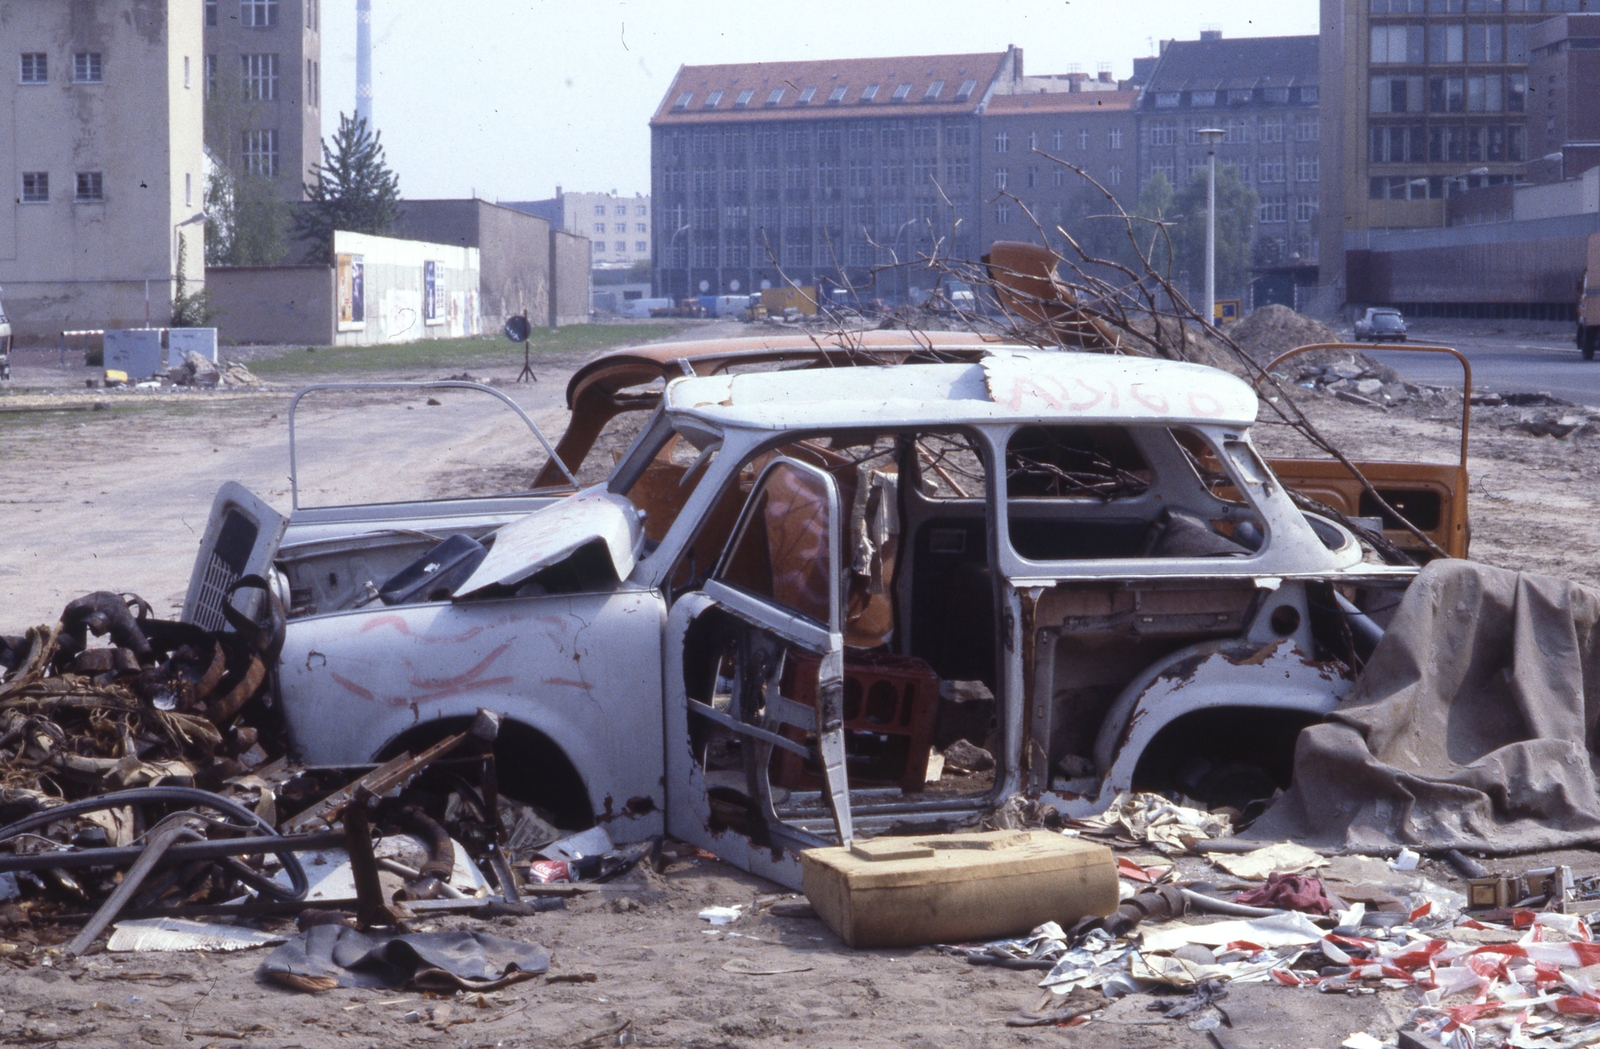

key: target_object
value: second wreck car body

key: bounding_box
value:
[193,335,1429,888]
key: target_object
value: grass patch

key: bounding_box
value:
[244,324,682,379]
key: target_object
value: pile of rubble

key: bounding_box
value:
[97,352,261,390]
[947,793,1600,1045]
[1277,355,1451,410]
[0,589,646,984]
[1471,391,1600,440]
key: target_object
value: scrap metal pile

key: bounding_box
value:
[948,793,1600,1048]
[0,589,644,980]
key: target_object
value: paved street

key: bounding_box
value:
[1338,323,1600,406]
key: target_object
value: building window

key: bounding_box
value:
[636,204,648,216]
[205,55,218,99]
[946,157,970,185]
[635,222,647,233]
[1109,165,1123,187]
[1052,129,1064,151]
[1027,131,1037,151]
[186,172,192,206]
[1025,166,1036,188]
[242,53,278,100]
[74,172,104,203]
[1297,119,1319,142]
[1078,128,1089,150]
[612,223,623,233]
[184,56,191,89]
[1108,127,1124,150]
[995,202,1010,225]
[615,205,627,215]
[615,241,626,252]
[307,0,318,30]
[20,172,48,203]
[1260,159,1286,183]
[1149,121,1176,146]
[1300,87,1318,104]
[635,241,648,253]
[1154,92,1181,108]
[206,0,218,26]
[594,204,607,216]
[241,129,278,177]
[994,168,1008,190]
[73,53,103,83]
[1261,121,1284,143]
[593,222,606,234]
[1294,196,1318,223]
[1191,90,1217,107]
[1258,199,1287,224]
[241,0,278,28]
[1296,156,1320,182]
[19,53,47,84]
[995,131,1009,153]
[1052,167,1064,188]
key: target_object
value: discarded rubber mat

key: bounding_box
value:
[260,925,548,992]
[1249,559,1600,853]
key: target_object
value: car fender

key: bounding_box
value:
[276,590,667,839]
[1044,638,1353,817]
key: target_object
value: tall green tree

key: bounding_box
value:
[205,166,289,267]
[292,114,403,263]
[1127,171,1176,275]
[1168,165,1259,299]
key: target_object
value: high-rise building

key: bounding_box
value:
[1,0,206,341]
[1529,13,1600,180]
[649,50,1026,301]
[1318,0,1592,301]
[1138,33,1323,277]
[506,189,652,270]
[203,0,323,202]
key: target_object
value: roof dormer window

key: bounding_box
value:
[924,80,944,101]
[673,92,692,110]
[704,90,723,108]
[734,88,754,107]
[797,86,816,104]
[827,85,847,103]
[956,79,977,101]
[766,88,785,105]
[892,82,913,101]
[861,83,879,102]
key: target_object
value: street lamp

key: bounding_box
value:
[1195,128,1225,328]
[666,223,690,298]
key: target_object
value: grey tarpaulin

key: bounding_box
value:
[1248,559,1600,853]
[260,925,549,992]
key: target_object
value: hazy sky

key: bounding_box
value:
[320,1,1318,203]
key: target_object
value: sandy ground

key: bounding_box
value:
[5,324,1600,1046]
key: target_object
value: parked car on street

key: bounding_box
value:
[1354,307,1408,342]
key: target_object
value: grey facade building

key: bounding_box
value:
[649,50,1025,302]
[1138,32,1323,275]
[506,189,651,270]
[203,0,322,201]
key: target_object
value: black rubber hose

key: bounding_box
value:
[0,787,308,901]
[395,805,455,881]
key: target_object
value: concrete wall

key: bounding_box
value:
[1515,168,1600,222]
[391,200,552,331]
[0,0,206,344]
[332,230,480,345]
[550,230,591,326]
[1346,212,1600,309]
[206,265,332,345]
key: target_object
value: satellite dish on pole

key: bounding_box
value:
[503,315,531,343]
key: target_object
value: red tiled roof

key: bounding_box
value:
[650,52,1008,125]
[984,91,1140,115]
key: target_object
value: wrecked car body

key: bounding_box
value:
[200,338,1434,890]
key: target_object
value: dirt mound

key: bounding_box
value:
[1228,305,1340,366]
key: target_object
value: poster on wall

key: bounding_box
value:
[337,254,365,332]
[423,260,443,325]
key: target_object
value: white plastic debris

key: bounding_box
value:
[1208,842,1328,880]
[107,917,286,953]
[1141,911,1328,953]
[1389,847,1421,871]
[1341,1034,1384,1049]
[541,826,614,864]
[698,905,743,925]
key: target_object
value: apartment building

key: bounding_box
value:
[976,91,1140,248]
[507,189,651,270]
[1529,13,1600,180]
[1317,0,1594,303]
[1138,33,1323,271]
[203,0,322,201]
[649,50,1025,301]
[1,0,206,342]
